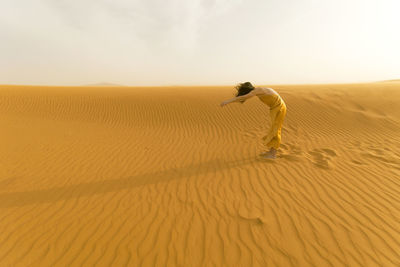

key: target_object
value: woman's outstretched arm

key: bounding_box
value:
[220,90,257,107]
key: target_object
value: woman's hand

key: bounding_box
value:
[220,101,229,107]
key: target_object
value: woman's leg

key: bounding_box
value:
[262,108,279,143]
[262,105,287,157]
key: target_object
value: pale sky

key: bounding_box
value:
[1,0,400,86]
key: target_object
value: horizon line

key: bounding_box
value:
[1,79,399,88]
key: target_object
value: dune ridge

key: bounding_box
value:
[0,83,399,266]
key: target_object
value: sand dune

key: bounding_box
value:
[0,83,399,266]
[84,82,125,87]
[379,79,400,83]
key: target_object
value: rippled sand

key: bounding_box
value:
[0,83,399,266]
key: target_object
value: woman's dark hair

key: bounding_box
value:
[235,82,255,97]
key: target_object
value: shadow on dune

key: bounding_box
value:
[0,156,269,208]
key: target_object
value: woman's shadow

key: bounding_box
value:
[0,155,270,208]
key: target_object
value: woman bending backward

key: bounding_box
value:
[220,82,287,159]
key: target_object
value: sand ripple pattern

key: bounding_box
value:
[0,84,399,266]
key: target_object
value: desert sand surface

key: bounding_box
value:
[0,82,399,266]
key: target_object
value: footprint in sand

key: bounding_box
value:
[307,148,337,169]
[361,147,400,168]
[278,143,303,161]
[348,140,399,168]
[237,202,266,225]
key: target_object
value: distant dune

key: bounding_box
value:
[0,83,399,266]
[378,79,400,83]
[84,82,124,86]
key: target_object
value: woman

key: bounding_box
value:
[220,82,287,159]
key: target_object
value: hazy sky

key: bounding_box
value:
[1,0,400,85]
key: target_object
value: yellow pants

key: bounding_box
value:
[262,102,287,149]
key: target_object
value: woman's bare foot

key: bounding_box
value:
[262,153,276,159]
[260,148,277,159]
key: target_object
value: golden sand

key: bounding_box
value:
[0,83,399,266]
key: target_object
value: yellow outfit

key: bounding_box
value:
[259,92,287,149]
